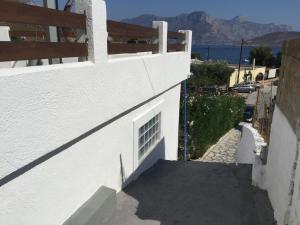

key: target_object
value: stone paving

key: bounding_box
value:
[199,128,241,163]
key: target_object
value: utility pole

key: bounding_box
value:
[237,39,245,84]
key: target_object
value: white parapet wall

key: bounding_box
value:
[0,0,192,224]
[236,123,267,188]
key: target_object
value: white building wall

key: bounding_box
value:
[265,106,298,225]
[0,0,192,224]
[0,86,181,225]
[0,52,190,180]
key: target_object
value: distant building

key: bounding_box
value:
[265,68,280,79]
[228,64,266,87]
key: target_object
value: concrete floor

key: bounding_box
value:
[105,160,275,225]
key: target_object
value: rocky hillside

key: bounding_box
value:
[249,32,300,46]
[123,12,293,45]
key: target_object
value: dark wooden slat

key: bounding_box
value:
[108,43,158,54]
[107,20,158,39]
[168,31,185,40]
[0,41,88,61]
[168,44,185,52]
[0,1,86,29]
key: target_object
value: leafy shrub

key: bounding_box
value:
[179,94,245,159]
[190,62,234,87]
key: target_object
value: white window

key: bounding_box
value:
[138,113,161,159]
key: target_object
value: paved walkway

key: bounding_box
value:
[105,160,275,225]
[199,128,241,163]
[246,91,258,105]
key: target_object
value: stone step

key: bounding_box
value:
[63,186,116,225]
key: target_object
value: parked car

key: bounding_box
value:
[246,81,263,90]
[243,105,255,122]
[233,83,256,93]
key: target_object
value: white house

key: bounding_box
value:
[0,0,192,224]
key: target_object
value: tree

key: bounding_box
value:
[190,62,234,88]
[191,52,202,60]
[249,46,276,67]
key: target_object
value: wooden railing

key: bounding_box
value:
[0,1,87,62]
[168,31,186,52]
[1,1,186,62]
[107,20,159,54]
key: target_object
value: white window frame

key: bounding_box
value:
[133,100,164,169]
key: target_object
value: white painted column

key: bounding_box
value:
[0,26,11,68]
[152,21,168,54]
[76,0,108,64]
[179,30,193,54]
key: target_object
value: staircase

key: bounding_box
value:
[105,160,275,225]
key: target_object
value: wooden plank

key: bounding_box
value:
[168,44,185,52]
[0,41,88,61]
[168,31,185,40]
[108,43,158,54]
[0,1,86,29]
[107,20,158,39]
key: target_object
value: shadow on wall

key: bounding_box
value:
[108,161,276,225]
[120,138,166,189]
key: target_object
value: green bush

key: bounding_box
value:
[179,94,245,159]
[190,62,234,87]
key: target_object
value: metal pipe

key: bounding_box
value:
[183,79,189,161]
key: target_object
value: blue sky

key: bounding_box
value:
[36,0,300,30]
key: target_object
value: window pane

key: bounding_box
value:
[138,113,161,160]
[139,136,144,147]
[139,126,144,136]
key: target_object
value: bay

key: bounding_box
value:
[192,45,281,64]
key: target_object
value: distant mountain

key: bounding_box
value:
[249,32,300,46]
[122,12,293,45]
